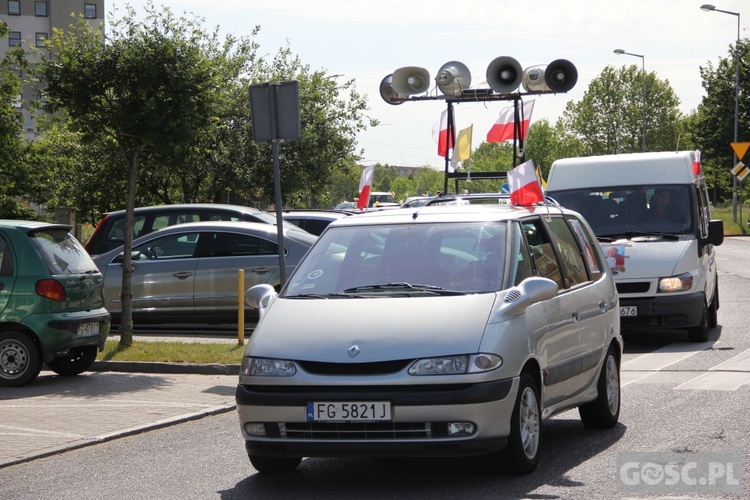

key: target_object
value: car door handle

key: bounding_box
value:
[251,267,272,274]
[173,272,193,280]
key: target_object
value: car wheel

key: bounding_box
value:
[47,346,98,376]
[688,304,709,342]
[0,330,42,387]
[579,345,621,429]
[249,455,302,474]
[501,372,541,474]
[708,285,719,329]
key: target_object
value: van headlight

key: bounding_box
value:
[241,357,296,376]
[408,354,502,375]
[657,272,693,293]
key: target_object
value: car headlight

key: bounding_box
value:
[241,357,297,376]
[408,354,502,375]
[657,272,693,293]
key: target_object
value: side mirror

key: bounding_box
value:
[707,219,724,247]
[492,276,559,321]
[245,284,277,318]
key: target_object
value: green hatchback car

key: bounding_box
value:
[0,220,110,387]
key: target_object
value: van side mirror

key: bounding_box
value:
[707,219,724,247]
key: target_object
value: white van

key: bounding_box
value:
[545,151,724,342]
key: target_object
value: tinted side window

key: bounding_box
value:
[546,217,589,287]
[152,212,200,232]
[567,216,603,281]
[0,236,13,276]
[135,233,200,260]
[521,219,564,288]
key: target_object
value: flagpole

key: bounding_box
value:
[443,100,454,195]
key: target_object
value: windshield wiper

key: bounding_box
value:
[286,293,367,299]
[599,230,680,241]
[343,282,465,296]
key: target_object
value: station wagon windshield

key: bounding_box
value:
[283,222,509,296]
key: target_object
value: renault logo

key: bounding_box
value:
[348,345,360,358]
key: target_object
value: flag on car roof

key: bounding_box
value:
[693,150,701,176]
[508,159,544,205]
[357,165,375,210]
[486,99,535,143]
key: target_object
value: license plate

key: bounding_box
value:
[620,306,638,317]
[306,401,392,422]
[76,322,99,337]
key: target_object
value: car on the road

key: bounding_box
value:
[236,199,622,474]
[367,191,399,208]
[84,203,301,257]
[92,221,317,326]
[280,210,352,236]
[0,220,111,387]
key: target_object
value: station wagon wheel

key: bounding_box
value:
[579,345,620,428]
[249,455,302,474]
[47,346,98,376]
[501,372,541,474]
[0,330,42,387]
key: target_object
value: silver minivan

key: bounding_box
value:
[236,200,622,474]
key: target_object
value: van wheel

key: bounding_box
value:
[500,372,541,474]
[47,346,98,376]
[708,285,719,329]
[0,330,42,387]
[688,305,709,342]
[579,346,620,428]
[249,455,301,473]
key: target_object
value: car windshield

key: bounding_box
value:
[283,222,508,296]
[549,185,695,237]
[30,229,99,274]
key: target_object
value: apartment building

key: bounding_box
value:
[1,0,104,135]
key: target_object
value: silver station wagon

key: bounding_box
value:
[236,199,622,474]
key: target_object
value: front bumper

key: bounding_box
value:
[620,291,705,330]
[236,377,518,458]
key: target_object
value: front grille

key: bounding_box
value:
[616,282,650,294]
[277,421,444,440]
[297,359,413,375]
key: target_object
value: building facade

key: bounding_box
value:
[1,0,105,135]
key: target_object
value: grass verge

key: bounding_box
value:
[97,340,245,365]
[712,203,749,236]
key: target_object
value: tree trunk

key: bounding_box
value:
[118,149,140,347]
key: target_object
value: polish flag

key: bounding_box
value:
[486,99,535,143]
[693,150,701,176]
[433,108,455,158]
[356,165,375,210]
[508,159,544,206]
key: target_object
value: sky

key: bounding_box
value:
[111,0,747,170]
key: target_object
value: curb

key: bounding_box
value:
[91,360,240,375]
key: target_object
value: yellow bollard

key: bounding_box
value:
[237,269,245,345]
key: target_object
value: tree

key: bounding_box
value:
[36,6,224,345]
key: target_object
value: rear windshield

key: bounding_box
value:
[30,229,99,275]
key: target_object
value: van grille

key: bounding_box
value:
[616,282,650,294]
[278,421,442,440]
[298,359,412,375]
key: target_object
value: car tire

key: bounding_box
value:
[688,304,709,342]
[0,330,42,387]
[501,372,541,475]
[47,346,98,376]
[579,345,621,429]
[249,455,301,474]
[708,285,719,329]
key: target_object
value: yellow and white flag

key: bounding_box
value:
[451,125,473,167]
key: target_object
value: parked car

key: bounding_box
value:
[334,201,358,210]
[84,203,302,257]
[237,199,622,474]
[92,221,317,326]
[280,210,352,236]
[367,191,399,208]
[0,220,111,387]
[401,196,433,208]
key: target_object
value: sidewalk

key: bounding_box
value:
[0,335,241,468]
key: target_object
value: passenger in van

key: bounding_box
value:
[648,188,671,220]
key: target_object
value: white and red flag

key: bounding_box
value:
[693,150,701,176]
[356,165,375,210]
[486,99,535,143]
[508,159,544,206]
[432,108,455,158]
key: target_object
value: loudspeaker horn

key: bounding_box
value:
[521,65,549,92]
[486,56,523,93]
[391,66,431,95]
[435,61,472,96]
[544,59,578,93]
[379,74,404,105]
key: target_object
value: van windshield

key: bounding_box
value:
[549,185,694,237]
